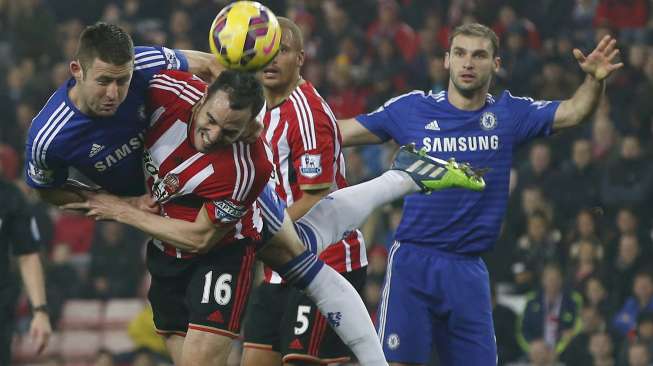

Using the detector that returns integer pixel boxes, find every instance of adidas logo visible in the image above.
[207,310,224,323]
[289,338,303,350]
[425,120,440,131]
[88,143,105,158]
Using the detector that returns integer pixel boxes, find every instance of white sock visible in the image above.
[296,170,418,254]
[303,265,388,366]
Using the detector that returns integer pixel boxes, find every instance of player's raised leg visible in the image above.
[295,145,486,254]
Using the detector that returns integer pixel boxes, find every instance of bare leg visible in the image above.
[180,328,233,366]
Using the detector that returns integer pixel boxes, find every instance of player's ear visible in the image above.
[70,60,83,80]
[444,52,450,70]
[297,49,305,68]
[493,56,501,73]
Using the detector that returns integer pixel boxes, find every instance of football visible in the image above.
[209,1,281,71]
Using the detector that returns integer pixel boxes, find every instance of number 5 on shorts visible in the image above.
[294,305,311,335]
[201,271,232,305]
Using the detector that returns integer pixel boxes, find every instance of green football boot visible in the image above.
[390,144,486,192]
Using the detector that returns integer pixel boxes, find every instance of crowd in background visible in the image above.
[2,0,653,365]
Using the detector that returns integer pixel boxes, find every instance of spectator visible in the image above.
[561,306,606,365]
[366,0,418,63]
[601,135,653,219]
[564,209,602,248]
[613,272,653,338]
[492,282,521,364]
[517,263,583,356]
[512,212,563,293]
[518,143,557,199]
[553,139,601,224]
[585,276,613,319]
[606,234,650,309]
[567,240,603,291]
[627,341,651,366]
[617,312,653,366]
[589,332,616,366]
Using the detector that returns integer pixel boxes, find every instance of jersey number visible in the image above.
[294,305,311,335]
[201,271,232,305]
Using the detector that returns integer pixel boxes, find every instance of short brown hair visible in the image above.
[448,23,499,57]
[75,22,134,71]
[277,17,304,51]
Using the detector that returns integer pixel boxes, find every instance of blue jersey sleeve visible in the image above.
[505,91,560,145]
[25,140,69,189]
[133,46,189,82]
[355,91,423,143]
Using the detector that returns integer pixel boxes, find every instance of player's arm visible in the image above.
[18,252,52,354]
[63,193,231,254]
[286,187,330,221]
[338,118,384,147]
[180,50,224,83]
[35,187,86,205]
[9,188,51,354]
[553,35,623,131]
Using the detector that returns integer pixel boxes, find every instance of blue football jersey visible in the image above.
[25,46,188,196]
[357,90,560,254]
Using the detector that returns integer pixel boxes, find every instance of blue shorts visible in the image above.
[377,242,497,365]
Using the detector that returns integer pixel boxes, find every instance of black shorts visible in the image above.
[243,267,367,363]
[146,240,257,338]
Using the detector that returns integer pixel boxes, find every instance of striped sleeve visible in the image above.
[287,89,336,190]
[133,46,189,82]
[202,139,273,226]
[24,100,74,188]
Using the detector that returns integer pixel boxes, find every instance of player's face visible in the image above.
[191,90,256,152]
[445,35,500,96]
[71,58,133,117]
[260,28,304,91]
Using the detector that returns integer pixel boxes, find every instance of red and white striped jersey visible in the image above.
[145,70,272,259]
[263,81,367,283]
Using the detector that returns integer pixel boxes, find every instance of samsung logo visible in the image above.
[93,135,144,172]
[422,135,499,152]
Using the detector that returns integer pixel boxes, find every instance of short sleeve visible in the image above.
[5,185,40,255]
[24,144,69,189]
[355,91,421,143]
[288,109,336,190]
[506,91,560,145]
[133,46,189,82]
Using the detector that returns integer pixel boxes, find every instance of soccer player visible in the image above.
[25,22,221,207]
[338,23,623,366]
[241,18,367,366]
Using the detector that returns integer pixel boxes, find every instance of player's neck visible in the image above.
[68,84,88,115]
[447,83,488,111]
[264,75,304,108]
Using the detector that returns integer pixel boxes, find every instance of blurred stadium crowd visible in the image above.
[2,0,653,365]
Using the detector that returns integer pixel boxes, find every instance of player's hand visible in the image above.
[573,35,624,81]
[61,192,131,221]
[129,194,159,214]
[29,312,52,354]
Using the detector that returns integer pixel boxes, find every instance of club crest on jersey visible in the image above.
[300,154,322,178]
[213,200,246,224]
[480,112,498,130]
[137,104,147,121]
[152,173,179,202]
